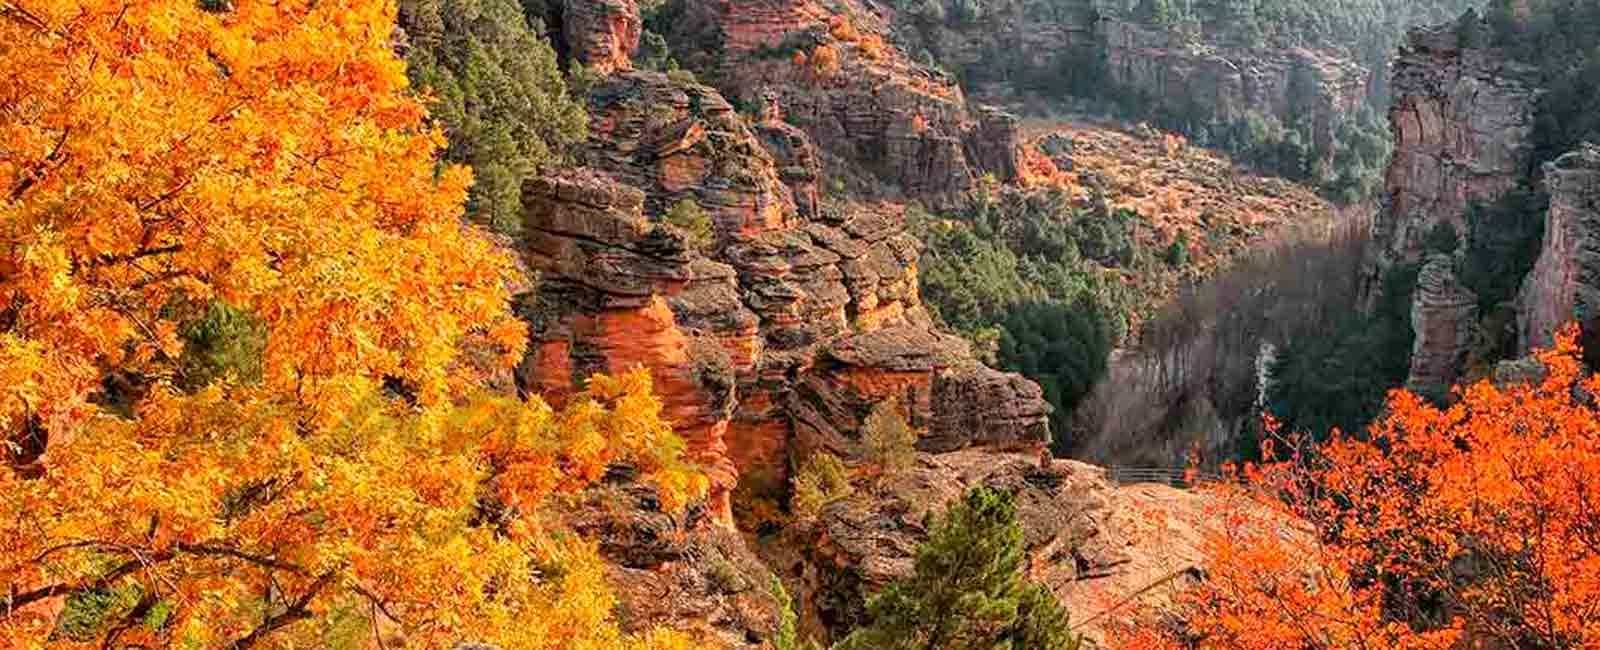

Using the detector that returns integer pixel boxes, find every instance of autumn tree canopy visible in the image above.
[1119,326,1600,649]
[0,0,701,645]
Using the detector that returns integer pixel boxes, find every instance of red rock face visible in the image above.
[518,110,1048,532]
[518,171,754,523]
[562,0,641,75]
[1518,145,1600,353]
[519,9,1049,529]
[583,72,796,238]
[1362,23,1540,308]
[657,0,1024,205]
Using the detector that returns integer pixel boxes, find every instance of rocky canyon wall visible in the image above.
[656,0,1026,204]
[887,2,1368,169]
[1361,20,1541,394]
[1098,18,1368,158]
[1519,146,1600,353]
[1363,22,1539,298]
[515,46,1051,526]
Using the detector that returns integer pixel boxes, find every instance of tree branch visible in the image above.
[226,570,337,650]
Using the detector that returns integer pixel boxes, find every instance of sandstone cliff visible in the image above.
[1406,254,1479,397]
[1362,22,1540,306]
[887,3,1367,171]
[516,68,1051,526]
[1354,20,1544,396]
[1098,18,1367,160]
[1518,145,1600,353]
[655,0,1025,203]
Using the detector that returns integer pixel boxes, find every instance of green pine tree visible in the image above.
[835,487,1086,650]
[398,0,588,233]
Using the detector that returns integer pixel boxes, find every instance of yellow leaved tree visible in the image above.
[0,0,703,646]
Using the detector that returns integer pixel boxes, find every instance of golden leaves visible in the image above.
[1,0,710,644]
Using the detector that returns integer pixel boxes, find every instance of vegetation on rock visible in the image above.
[836,486,1086,650]
[860,398,917,481]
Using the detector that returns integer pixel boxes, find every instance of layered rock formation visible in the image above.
[656,0,1025,203]
[1518,145,1600,352]
[560,0,641,74]
[1098,19,1367,159]
[517,61,1051,526]
[1362,22,1541,306]
[886,3,1367,170]
[1406,255,1479,397]
[582,72,797,237]
[517,170,754,521]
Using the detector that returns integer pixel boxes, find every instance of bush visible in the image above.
[1165,232,1191,267]
[178,301,267,390]
[1423,220,1460,255]
[664,198,714,250]
[860,398,916,480]
[791,451,853,523]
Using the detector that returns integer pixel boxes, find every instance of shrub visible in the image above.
[1165,232,1191,267]
[178,301,267,390]
[810,44,842,77]
[1423,220,1460,255]
[861,398,916,480]
[664,198,715,250]
[791,451,853,523]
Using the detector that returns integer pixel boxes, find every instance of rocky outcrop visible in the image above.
[1098,19,1366,160]
[558,468,789,648]
[517,63,1051,528]
[1407,255,1479,398]
[787,327,1051,466]
[656,0,1024,203]
[753,112,823,222]
[774,450,1219,645]
[1518,145,1600,352]
[583,72,796,237]
[561,0,641,74]
[1362,22,1541,307]
[517,170,756,522]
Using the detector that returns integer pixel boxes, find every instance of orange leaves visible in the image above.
[1,0,708,645]
[810,44,841,78]
[1126,324,1600,648]
[2,0,519,434]
[2,370,705,646]
[827,14,860,42]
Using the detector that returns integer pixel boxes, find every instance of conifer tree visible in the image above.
[398,0,588,233]
[836,487,1085,650]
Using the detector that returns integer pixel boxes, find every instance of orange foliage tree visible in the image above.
[1118,325,1600,648]
[0,0,702,646]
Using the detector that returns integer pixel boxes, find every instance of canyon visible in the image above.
[522,0,1600,645]
[511,0,1297,644]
